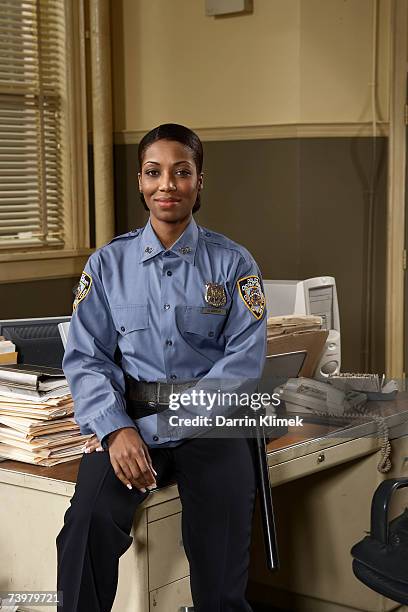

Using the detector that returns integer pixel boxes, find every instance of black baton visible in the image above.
[254,418,280,571]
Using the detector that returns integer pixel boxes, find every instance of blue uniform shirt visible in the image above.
[63,218,267,447]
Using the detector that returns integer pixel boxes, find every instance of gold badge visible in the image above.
[237,275,266,320]
[73,271,92,311]
[204,282,227,307]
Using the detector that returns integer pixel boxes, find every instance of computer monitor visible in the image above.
[0,316,71,369]
[259,350,306,393]
[58,321,70,349]
[263,276,340,333]
[263,280,300,317]
[263,350,306,377]
[263,276,341,378]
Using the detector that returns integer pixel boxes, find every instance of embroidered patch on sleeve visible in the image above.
[73,271,92,312]
[237,275,266,320]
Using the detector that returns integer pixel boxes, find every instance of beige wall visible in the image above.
[107,0,391,372]
[110,0,391,134]
[299,0,390,124]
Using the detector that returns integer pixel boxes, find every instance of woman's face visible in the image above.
[138,139,203,225]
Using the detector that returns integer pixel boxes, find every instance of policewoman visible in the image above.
[57,124,267,612]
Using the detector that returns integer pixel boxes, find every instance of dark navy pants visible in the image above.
[56,435,257,612]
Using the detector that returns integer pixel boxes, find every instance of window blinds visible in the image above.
[0,0,65,249]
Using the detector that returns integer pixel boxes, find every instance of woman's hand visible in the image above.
[83,435,103,453]
[107,427,157,493]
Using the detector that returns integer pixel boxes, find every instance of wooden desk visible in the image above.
[0,456,186,612]
[250,393,408,612]
[1,395,408,612]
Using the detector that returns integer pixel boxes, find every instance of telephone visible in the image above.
[273,377,392,473]
[274,377,367,417]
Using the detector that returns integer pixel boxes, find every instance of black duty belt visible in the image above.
[124,375,196,419]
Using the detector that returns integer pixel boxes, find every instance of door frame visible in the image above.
[386,0,407,381]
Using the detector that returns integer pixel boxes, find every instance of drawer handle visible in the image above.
[317,453,326,463]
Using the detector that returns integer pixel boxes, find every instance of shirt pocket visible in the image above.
[111,304,149,336]
[183,306,227,339]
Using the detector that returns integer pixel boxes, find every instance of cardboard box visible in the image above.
[267,330,329,378]
[0,352,18,365]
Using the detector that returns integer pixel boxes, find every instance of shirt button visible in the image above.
[205,232,211,237]
[164,252,171,257]
[170,374,177,380]
[166,270,172,276]
[121,326,125,332]
[164,304,170,310]
[153,435,159,442]
[166,340,173,346]
[208,331,214,337]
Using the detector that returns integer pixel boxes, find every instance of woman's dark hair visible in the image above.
[138,123,203,213]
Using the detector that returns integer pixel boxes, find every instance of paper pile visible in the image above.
[267,314,323,339]
[0,336,17,365]
[0,364,90,466]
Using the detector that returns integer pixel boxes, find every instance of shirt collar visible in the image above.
[139,217,198,265]
[169,218,198,265]
[139,219,164,263]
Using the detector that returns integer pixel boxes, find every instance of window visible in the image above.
[0,0,91,281]
[0,0,67,248]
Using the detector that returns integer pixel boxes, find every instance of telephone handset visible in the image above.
[274,377,367,417]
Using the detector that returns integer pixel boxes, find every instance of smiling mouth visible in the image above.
[155,198,181,203]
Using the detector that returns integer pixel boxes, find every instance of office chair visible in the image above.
[351,477,408,604]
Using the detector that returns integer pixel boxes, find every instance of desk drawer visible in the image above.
[269,435,380,486]
[150,576,192,612]
[148,512,189,590]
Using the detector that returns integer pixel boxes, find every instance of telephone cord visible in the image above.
[357,405,392,473]
[309,405,392,474]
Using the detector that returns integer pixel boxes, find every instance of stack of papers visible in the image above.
[0,336,17,365]
[0,364,70,400]
[0,395,74,419]
[0,365,90,466]
[267,315,323,339]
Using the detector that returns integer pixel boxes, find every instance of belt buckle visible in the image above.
[151,381,174,409]
[146,382,160,412]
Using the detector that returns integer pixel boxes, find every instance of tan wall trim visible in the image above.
[63,0,90,251]
[109,122,389,145]
[89,0,115,248]
[0,250,93,284]
[386,0,407,379]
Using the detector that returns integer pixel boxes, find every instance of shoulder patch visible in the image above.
[73,271,92,312]
[237,275,266,320]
